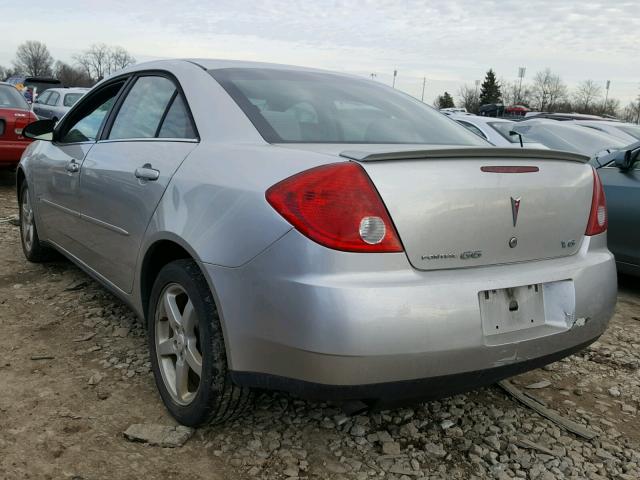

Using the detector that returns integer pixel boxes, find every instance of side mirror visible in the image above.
[613,143,640,171]
[23,119,56,141]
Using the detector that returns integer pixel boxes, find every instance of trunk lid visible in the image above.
[349,147,593,270]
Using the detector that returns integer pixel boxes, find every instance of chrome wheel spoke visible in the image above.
[157,338,175,356]
[174,358,190,400]
[163,293,183,330]
[182,300,196,332]
[184,343,202,377]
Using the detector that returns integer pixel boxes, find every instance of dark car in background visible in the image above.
[32,87,89,121]
[595,144,640,276]
[4,76,62,102]
[0,82,38,167]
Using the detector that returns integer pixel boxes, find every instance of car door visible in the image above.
[599,161,640,270]
[33,80,127,255]
[76,73,198,293]
[32,90,51,119]
[43,91,60,119]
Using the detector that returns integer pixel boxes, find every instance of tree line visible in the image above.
[435,68,640,123]
[0,40,136,88]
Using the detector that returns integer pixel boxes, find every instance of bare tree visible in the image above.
[530,69,568,112]
[74,43,111,81]
[622,96,640,124]
[54,61,94,87]
[573,80,602,114]
[457,84,479,113]
[12,41,54,76]
[0,65,15,81]
[109,46,136,72]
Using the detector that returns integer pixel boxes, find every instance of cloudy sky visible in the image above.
[1,0,638,104]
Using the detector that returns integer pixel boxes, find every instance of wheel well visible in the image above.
[140,240,192,318]
[16,168,25,200]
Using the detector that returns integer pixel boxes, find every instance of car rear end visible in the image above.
[201,66,617,403]
[0,84,38,167]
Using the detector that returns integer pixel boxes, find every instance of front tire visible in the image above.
[148,259,252,426]
[19,183,55,263]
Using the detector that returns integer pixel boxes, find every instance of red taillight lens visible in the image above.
[266,162,403,252]
[585,168,607,236]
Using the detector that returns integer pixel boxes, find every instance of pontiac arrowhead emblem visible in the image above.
[511,197,521,227]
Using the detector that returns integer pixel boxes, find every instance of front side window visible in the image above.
[58,82,125,143]
[109,76,176,140]
[210,68,486,145]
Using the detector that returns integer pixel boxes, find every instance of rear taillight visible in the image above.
[585,168,607,236]
[266,162,403,252]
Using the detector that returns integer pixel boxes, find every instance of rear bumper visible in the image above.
[0,140,30,165]
[204,231,616,397]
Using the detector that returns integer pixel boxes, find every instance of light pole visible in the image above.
[603,80,610,113]
[421,77,426,102]
[392,69,397,88]
[517,67,526,104]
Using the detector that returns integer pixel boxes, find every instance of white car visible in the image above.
[570,120,640,144]
[451,115,548,149]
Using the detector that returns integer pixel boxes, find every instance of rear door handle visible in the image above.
[65,159,80,173]
[135,164,160,181]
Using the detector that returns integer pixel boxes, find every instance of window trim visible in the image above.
[99,70,199,143]
[53,75,132,146]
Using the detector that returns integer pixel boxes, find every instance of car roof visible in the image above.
[450,115,512,125]
[119,58,356,78]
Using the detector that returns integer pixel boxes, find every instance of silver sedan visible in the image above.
[17,60,617,426]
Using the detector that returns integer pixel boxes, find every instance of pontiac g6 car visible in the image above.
[17,60,617,426]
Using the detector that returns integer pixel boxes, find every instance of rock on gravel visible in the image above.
[123,424,194,447]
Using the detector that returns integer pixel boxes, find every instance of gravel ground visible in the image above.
[0,169,639,480]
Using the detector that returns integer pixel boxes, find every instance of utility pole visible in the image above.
[421,77,426,102]
[517,67,526,104]
[392,69,397,88]
[603,80,610,113]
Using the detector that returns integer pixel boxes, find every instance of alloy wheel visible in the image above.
[155,283,203,405]
[21,188,35,253]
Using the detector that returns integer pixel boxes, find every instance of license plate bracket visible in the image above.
[479,284,546,336]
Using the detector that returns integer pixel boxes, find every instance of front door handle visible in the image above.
[135,164,160,181]
[65,160,80,173]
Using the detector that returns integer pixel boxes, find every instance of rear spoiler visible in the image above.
[340,147,589,163]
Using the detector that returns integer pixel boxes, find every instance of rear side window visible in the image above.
[209,68,486,145]
[109,76,176,140]
[457,121,487,140]
[64,93,83,107]
[157,94,196,139]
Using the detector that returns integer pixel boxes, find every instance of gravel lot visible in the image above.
[0,169,639,480]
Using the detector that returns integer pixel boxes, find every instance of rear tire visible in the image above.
[19,183,55,263]
[148,259,252,426]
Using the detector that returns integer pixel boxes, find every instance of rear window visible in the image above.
[64,93,83,107]
[0,85,29,110]
[488,121,537,143]
[209,68,486,145]
[618,125,640,141]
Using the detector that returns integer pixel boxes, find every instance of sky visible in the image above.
[1,0,639,105]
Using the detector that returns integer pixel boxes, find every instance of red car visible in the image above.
[0,82,38,168]
[505,104,531,116]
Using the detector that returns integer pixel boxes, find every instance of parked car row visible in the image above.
[0,82,88,168]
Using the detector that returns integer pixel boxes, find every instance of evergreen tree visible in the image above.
[435,91,455,108]
[479,69,502,105]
